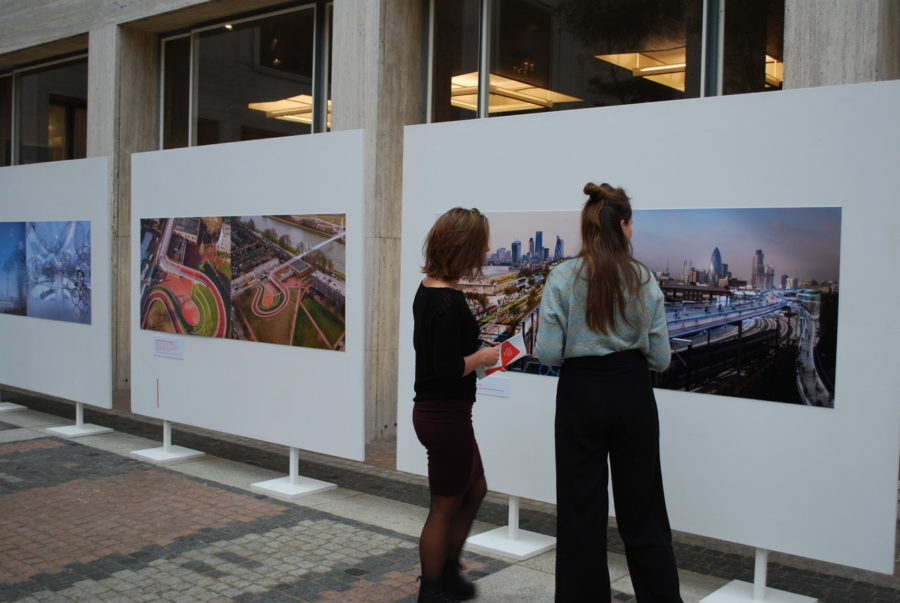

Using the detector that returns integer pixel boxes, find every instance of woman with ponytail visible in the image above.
[536,183,682,602]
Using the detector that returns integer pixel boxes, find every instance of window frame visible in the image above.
[425,0,779,123]
[0,52,89,166]
[158,1,332,151]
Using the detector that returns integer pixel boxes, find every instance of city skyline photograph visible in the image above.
[473,207,840,408]
[632,207,842,284]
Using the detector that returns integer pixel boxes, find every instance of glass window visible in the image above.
[0,76,11,166]
[430,0,703,121]
[196,8,315,146]
[722,0,784,95]
[16,58,87,164]
[491,0,703,116]
[430,0,481,122]
[430,0,787,121]
[162,37,191,149]
[161,4,331,148]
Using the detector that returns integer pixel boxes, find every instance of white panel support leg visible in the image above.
[131,420,204,464]
[465,495,556,561]
[701,549,817,602]
[251,446,336,499]
[46,403,114,438]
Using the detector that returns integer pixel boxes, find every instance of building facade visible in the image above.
[0,0,897,441]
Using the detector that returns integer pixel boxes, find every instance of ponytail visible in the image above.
[578,182,647,334]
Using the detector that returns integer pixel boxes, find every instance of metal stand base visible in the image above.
[702,580,816,602]
[131,445,205,464]
[250,446,336,499]
[466,526,556,560]
[46,424,113,438]
[251,476,336,499]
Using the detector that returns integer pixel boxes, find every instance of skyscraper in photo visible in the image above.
[511,240,521,265]
[554,236,564,260]
[535,231,543,262]
[765,265,775,289]
[751,249,765,288]
[709,247,724,280]
[528,237,534,259]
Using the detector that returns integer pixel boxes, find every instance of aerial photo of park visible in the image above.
[462,207,840,408]
[139,214,346,351]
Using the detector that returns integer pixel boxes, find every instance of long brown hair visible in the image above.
[578,182,648,334]
[422,207,489,281]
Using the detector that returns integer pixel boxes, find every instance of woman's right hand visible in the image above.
[462,344,501,376]
[477,344,501,367]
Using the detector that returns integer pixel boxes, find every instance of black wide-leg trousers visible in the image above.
[554,350,682,603]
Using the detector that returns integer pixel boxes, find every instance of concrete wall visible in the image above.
[784,0,900,89]
[332,0,423,440]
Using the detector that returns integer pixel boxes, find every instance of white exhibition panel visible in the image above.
[0,158,112,408]
[131,131,365,460]
[397,81,900,573]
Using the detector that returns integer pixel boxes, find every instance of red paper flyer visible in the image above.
[478,332,527,378]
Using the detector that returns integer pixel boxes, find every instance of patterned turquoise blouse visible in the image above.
[534,258,671,371]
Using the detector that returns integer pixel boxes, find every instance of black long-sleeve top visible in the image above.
[413,283,480,402]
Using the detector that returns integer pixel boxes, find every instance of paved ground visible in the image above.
[1,393,898,602]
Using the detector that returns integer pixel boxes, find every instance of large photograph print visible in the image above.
[0,220,92,324]
[139,214,346,351]
[0,222,26,316]
[462,207,840,408]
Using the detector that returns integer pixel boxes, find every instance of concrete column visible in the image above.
[87,24,159,409]
[784,0,900,89]
[331,0,423,441]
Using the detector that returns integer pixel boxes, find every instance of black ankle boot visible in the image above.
[417,576,453,602]
[442,560,476,601]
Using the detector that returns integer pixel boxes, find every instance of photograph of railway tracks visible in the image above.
[636,207,840,408]
[462,207,840,408]
[139,214,346,351]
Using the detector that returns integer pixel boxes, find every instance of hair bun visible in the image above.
[583,182,601,197]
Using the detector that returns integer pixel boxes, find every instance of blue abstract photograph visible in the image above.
[24,221,92,324]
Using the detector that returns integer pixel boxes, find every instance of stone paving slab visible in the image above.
[0,436,507,602]
[4,393,900,602]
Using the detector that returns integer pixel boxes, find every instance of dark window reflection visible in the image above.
[722,0,784,95]
[196,9,315,146]
[487,0,702,117]
[17,58,87,164]
[162,37,191,149]
[325,2,333,131]
[431,0,481,122]
[0,77,11,166]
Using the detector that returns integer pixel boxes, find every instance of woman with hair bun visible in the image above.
[536,183,682,602]
[413,207,501,602]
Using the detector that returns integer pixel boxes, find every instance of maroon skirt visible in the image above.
[412,400,484,497]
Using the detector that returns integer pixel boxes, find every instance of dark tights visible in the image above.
[419,474,487,580]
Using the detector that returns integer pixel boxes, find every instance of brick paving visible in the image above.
[3,392,900,602]
[0,435,506,602]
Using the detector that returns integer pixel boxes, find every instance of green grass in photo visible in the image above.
[302,296,344,347]
[190,283,219,337]
[293,300,329,349]
[235,288,296,345]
